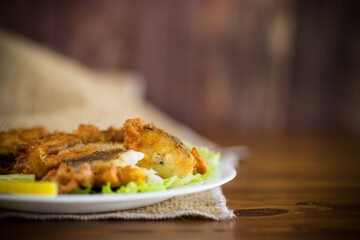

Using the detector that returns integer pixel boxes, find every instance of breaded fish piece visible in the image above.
[123,118,197,178]
[10,124,125,179]
[12,132,83,178]
[44,143,126,171]
[2,119,208,185]
[0,127,48,173]
[0,127,48,157]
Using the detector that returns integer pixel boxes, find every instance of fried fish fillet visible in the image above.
[6,124,125,179]
[0,127,48,173]
[123,118,208,178]
[0,127,48,157]
[40,141,146,194]
[12,132,83,178]
[1,118,208,187]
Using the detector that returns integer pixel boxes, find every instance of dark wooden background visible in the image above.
[0,0,359,136]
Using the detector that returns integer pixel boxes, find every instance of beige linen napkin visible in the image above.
[0,30,235,220]
[0,188,233,221]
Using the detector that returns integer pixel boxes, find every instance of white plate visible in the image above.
[0,162,236,213]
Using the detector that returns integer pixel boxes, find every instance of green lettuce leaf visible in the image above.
[68,185,93,194]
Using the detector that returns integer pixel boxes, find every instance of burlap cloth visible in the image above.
[0,30,235,220]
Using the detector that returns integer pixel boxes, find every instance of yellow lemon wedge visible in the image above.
[0,180,58,195]
[0,174,36,182]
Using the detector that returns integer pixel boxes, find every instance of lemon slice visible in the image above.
[0,181,58,195]
[0,174,36,182]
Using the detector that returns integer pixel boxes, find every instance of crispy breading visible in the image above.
[42,163,95,194]
[0,127,48,156]
[74,124,124,143]
[115,165,146,186]
[0,127,48,173]
[42,165,80,194]
[46,143,125,171]
[9,124,125,178]
[42,162,146,194]
[123,118,143,150]
[191,147,209,174]
[74,163,94,187]
[12,132,83,178]
[92,163,146,188]
[124,118,196,178]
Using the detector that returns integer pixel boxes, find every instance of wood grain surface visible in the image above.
[1,134,360,239]
[1,1,359,135]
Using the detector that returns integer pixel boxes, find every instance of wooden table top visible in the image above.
[1,133,360,239]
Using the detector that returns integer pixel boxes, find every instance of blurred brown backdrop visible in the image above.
[0,0,359,136]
